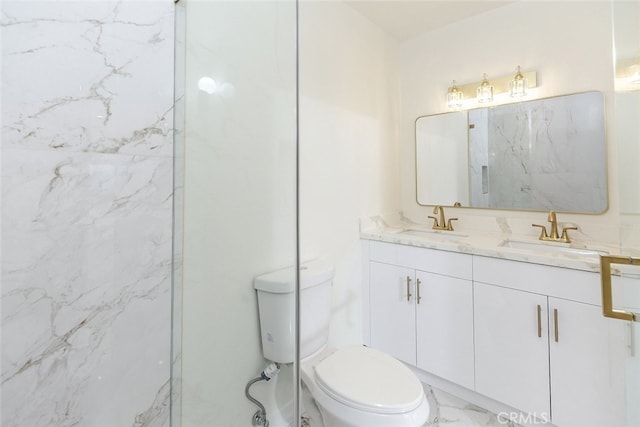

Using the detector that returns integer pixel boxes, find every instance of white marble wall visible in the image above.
[1,1,175,426]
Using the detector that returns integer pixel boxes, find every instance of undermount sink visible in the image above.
[398,229,468,240]
[500,240,609,257]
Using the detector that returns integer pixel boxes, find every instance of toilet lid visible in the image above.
[314,346,424,414]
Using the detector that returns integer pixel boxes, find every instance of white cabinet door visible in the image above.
[416,271,474,390]
[474,282,550,418]
[369,261,416,365]
[548,297,626,427]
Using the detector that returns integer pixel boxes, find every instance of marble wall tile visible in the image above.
[1,1,175,157]
[1,149,173,426]
[1,1,175,426]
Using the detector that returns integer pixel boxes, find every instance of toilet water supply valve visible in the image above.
[261,362,280,381]
[245,362,280,427]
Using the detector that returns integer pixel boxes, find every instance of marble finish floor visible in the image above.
[301,383,517,427]
[422,385,516,427]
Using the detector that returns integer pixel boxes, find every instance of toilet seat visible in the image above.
[314,346,424,415]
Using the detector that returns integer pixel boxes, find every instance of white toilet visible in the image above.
[254,260,429,427]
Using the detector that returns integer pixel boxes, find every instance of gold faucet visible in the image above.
[532,211,578,243]
[428,205,458,231]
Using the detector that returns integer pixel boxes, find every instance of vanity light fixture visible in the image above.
[447,80,464,109]
[476,74,493,103]
[446,69,537,108]
[509,66,527,97]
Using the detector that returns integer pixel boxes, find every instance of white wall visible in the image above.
[398,1,620,246]
[299,0,401,347]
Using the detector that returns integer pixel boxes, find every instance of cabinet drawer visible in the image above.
[473,255,601,306]
[369,241,472,280]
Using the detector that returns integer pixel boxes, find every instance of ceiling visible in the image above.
[344,1,515,41]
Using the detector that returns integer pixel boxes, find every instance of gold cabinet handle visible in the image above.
[406,276,412,301]
[554,308,559,342]
[537,304,542,338]
[416,278,422,304]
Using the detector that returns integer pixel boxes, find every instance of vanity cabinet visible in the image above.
[368,241,474,389]
[415,271,474,389]
[364,240,630,426]
[473,256,626,427]
[369,261,416,365]
[548,297,625,427]
[474,282,550,417]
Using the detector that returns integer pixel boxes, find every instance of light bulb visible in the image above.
[477,73,493,103]
[447,80,464,109]
[509,66,527,97]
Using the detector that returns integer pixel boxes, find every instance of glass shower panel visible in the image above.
[171,2,186,426]
[614,0,640,230]
[612,1,640,426]
[174,1,298,426]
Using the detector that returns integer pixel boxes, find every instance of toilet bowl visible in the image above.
[300,345,429,427]
[254,261,430,427]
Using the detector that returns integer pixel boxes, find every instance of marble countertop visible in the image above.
[360,225,623,273]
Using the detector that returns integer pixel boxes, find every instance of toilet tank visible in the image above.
[254,260,334,364]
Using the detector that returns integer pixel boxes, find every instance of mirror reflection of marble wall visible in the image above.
[469,92,607,212]
[417,92,607,213]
